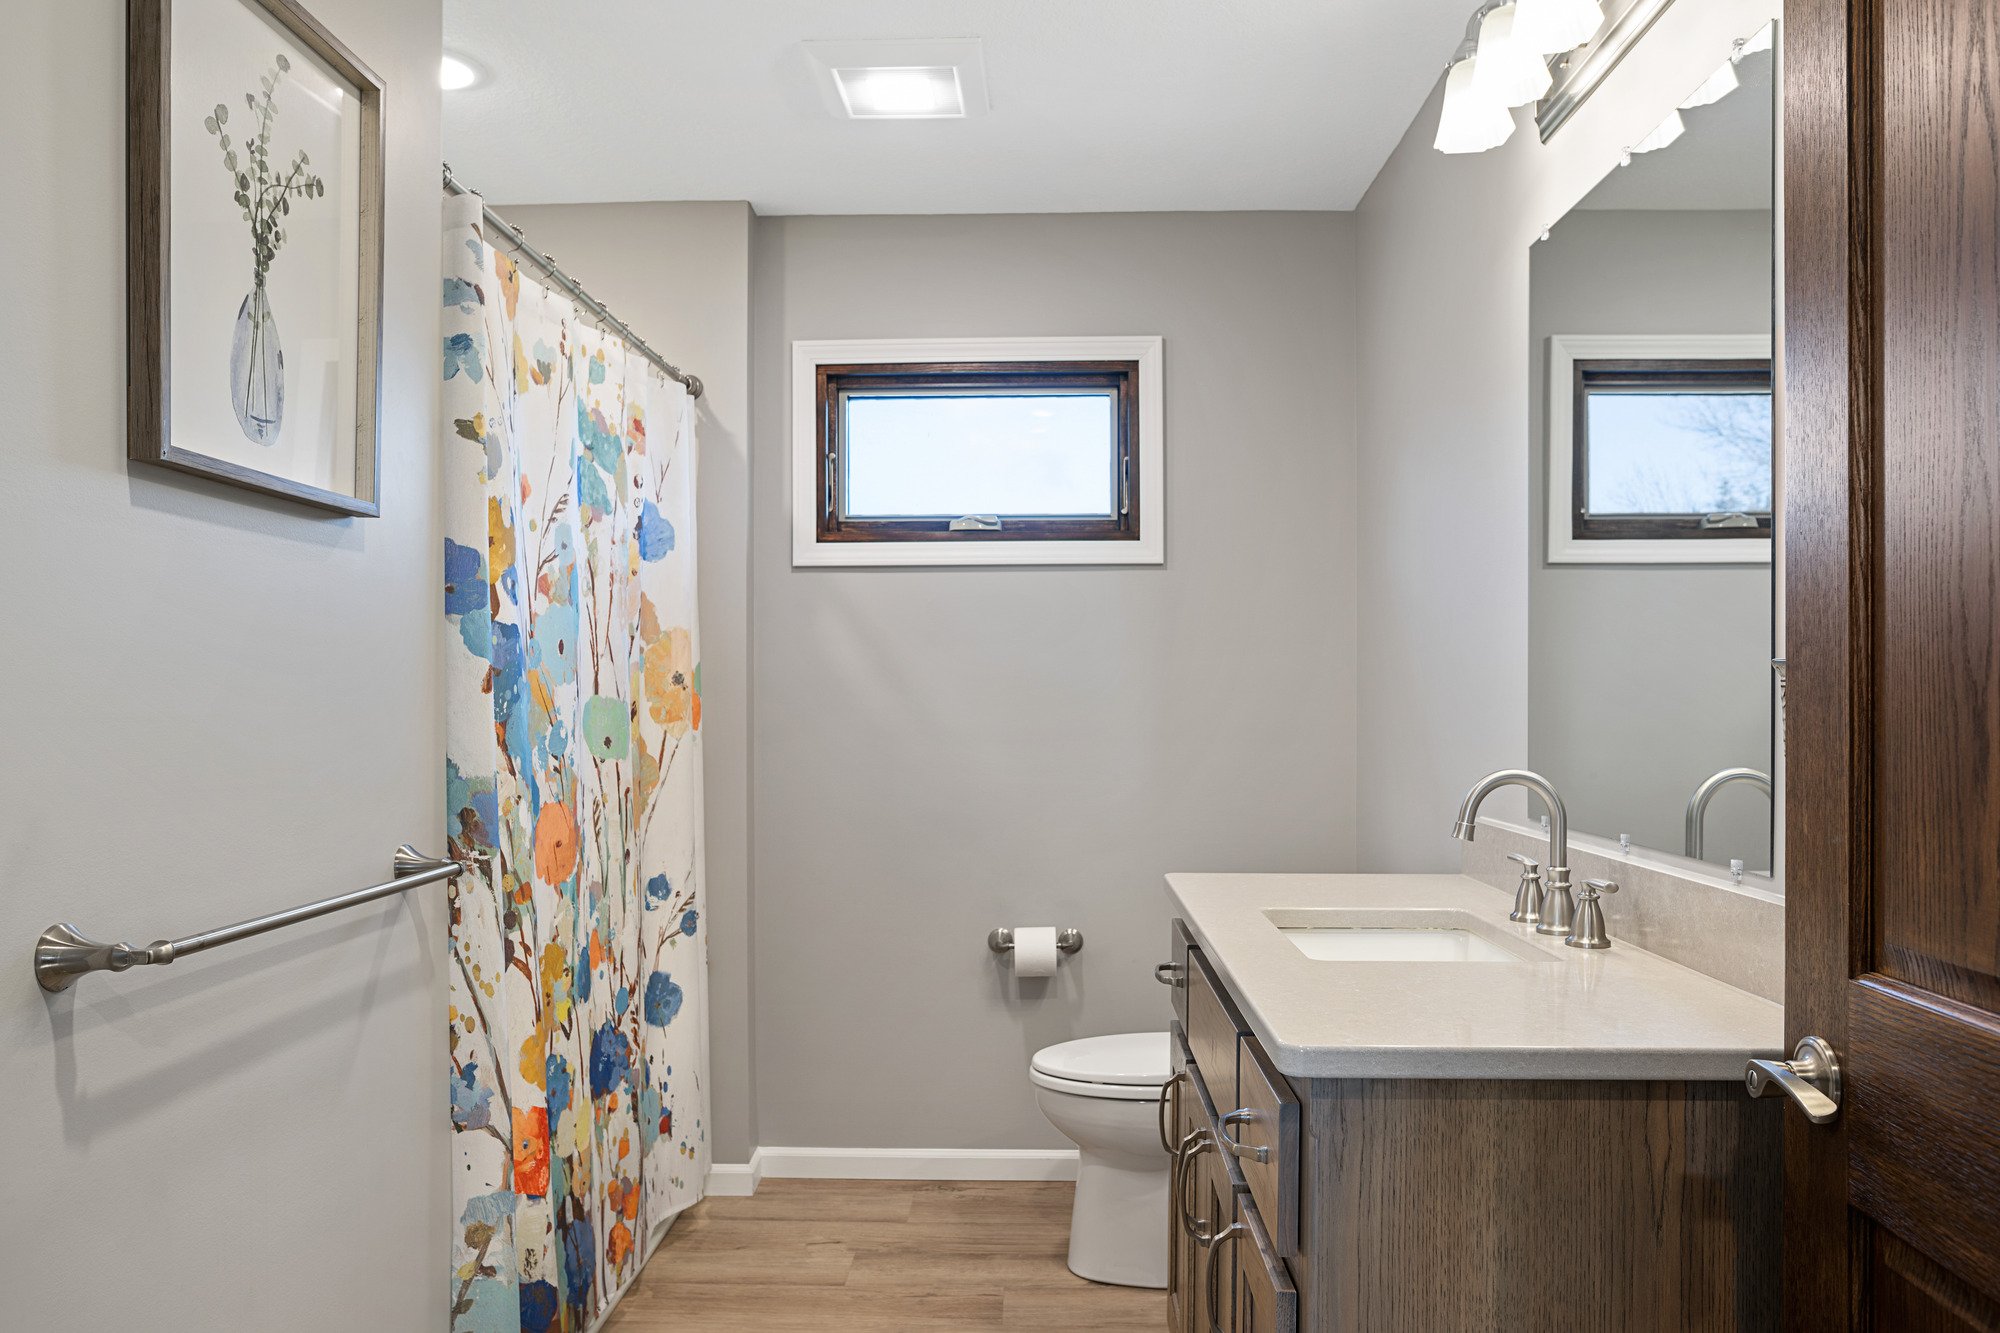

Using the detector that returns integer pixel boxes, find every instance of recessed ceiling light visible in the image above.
[803,39,990,121]
[440,53,482,92]
[833,66,964,119]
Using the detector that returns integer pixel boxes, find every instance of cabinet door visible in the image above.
[1189,1135,1239,1333]
[1166,1051,1200,1333]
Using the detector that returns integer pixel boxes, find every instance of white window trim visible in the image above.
[1546,333,1774,566]
[791,335,1165,568]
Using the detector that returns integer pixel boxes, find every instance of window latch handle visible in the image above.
[948,515,1002,532]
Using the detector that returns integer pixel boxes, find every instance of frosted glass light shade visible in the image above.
[1679,58,1739,109]
[1631,109,1685,154]
[1434,57,1517,154]
[1473,5,1554,107]
[1512,0,1605,55]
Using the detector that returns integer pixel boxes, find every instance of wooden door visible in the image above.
[1788,0,2000,1325]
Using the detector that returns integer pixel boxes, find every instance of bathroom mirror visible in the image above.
[1528,23,1779,883]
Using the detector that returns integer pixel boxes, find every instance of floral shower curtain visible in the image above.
[440,192,708,1333]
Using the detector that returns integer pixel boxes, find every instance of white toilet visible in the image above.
[1030,1031,1173,1289]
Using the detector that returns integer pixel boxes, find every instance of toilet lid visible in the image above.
[1030,1032,1171,1088]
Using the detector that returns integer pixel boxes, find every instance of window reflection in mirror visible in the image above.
[1528,23,1779,884]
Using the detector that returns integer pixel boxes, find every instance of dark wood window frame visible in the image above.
[1571,357,1774,541]
[814,360,1141,544]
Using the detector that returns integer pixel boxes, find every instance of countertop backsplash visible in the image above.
[1460,818,1784,1003]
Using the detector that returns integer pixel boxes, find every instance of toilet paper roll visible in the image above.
[1011,926,1061,978]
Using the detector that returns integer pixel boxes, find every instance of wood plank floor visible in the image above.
[601,1179,1167,1330]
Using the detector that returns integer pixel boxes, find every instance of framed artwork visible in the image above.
[129,0,385,515]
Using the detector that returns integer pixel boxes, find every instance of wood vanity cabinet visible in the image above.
[1163,919,1781,1333]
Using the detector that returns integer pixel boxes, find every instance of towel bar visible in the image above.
[33,844,466,993]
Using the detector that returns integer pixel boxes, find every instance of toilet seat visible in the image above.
[1030,1032,1171,1101]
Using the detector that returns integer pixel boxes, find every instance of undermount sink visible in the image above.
[1263,908,1547,964]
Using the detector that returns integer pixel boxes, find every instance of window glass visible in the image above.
[1584,389,1773,516]
[842,392,1116,518]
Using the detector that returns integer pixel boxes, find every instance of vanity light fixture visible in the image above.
[439,53,483,92]
[1629,108,1685,155]
[1678,58,1739,109]
[1435,0,1604,155]
[1681,26,1771,110]
[1473,4,1555,108]
[1435,49,1518,154]
[1512,0,1606,55]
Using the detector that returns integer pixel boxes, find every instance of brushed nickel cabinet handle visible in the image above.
[1206,1223,1244,1328]
[1157,1070,1187,1154]
[1155,961,1185,986]
[1180,1132,1231,1245]
[1745,1036,1841,1124]
[1220,1108,1271,1164]
[1170,1127,1206,1241]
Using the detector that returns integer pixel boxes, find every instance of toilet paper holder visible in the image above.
[988,927,1084,956]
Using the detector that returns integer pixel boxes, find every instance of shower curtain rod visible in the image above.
[441,164,704,399]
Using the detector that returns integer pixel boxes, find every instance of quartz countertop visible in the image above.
[1166,872,1784,1081]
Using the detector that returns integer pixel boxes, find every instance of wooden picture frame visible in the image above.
[128,0,386,516]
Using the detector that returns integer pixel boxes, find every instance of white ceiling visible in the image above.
[440,0,1474,214]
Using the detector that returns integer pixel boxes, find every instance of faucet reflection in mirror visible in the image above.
[1686,767,1773,860]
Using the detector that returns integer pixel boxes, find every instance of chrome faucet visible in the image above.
[1684,767,1773,860]
[1452,769,1574,938]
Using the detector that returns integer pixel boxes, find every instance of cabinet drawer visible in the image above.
[1184,944,1247,1114]
[1165,919,1195,1028]
[1230,1199,1298,1333]
[1226,1033,1301,1258]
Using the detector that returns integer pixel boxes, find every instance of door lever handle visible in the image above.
[1745,1035,1841,1124]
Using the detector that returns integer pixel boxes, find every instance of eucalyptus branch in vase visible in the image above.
[203,53,326,444]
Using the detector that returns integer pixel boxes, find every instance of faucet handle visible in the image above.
[1566,879,1618,950]
[1506,853,1544,925]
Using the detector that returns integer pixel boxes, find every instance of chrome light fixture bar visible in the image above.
[1536,0,1674,142]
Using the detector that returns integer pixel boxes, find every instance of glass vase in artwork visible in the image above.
[204,51,326,445]
[230,280,284,443]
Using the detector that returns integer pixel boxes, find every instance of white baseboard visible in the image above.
[706,1146,1077,1196]
[705,1149,765,1197]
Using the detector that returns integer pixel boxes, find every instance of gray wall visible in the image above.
[1529,209,1775,868]
[1352,0,1778,871]
[1,0,446,1327]
[751,212,1358,1148]
[490,202,760,1161]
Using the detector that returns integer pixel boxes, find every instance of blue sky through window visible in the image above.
[1585,391,1772,515]
[843,393,1116,517]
